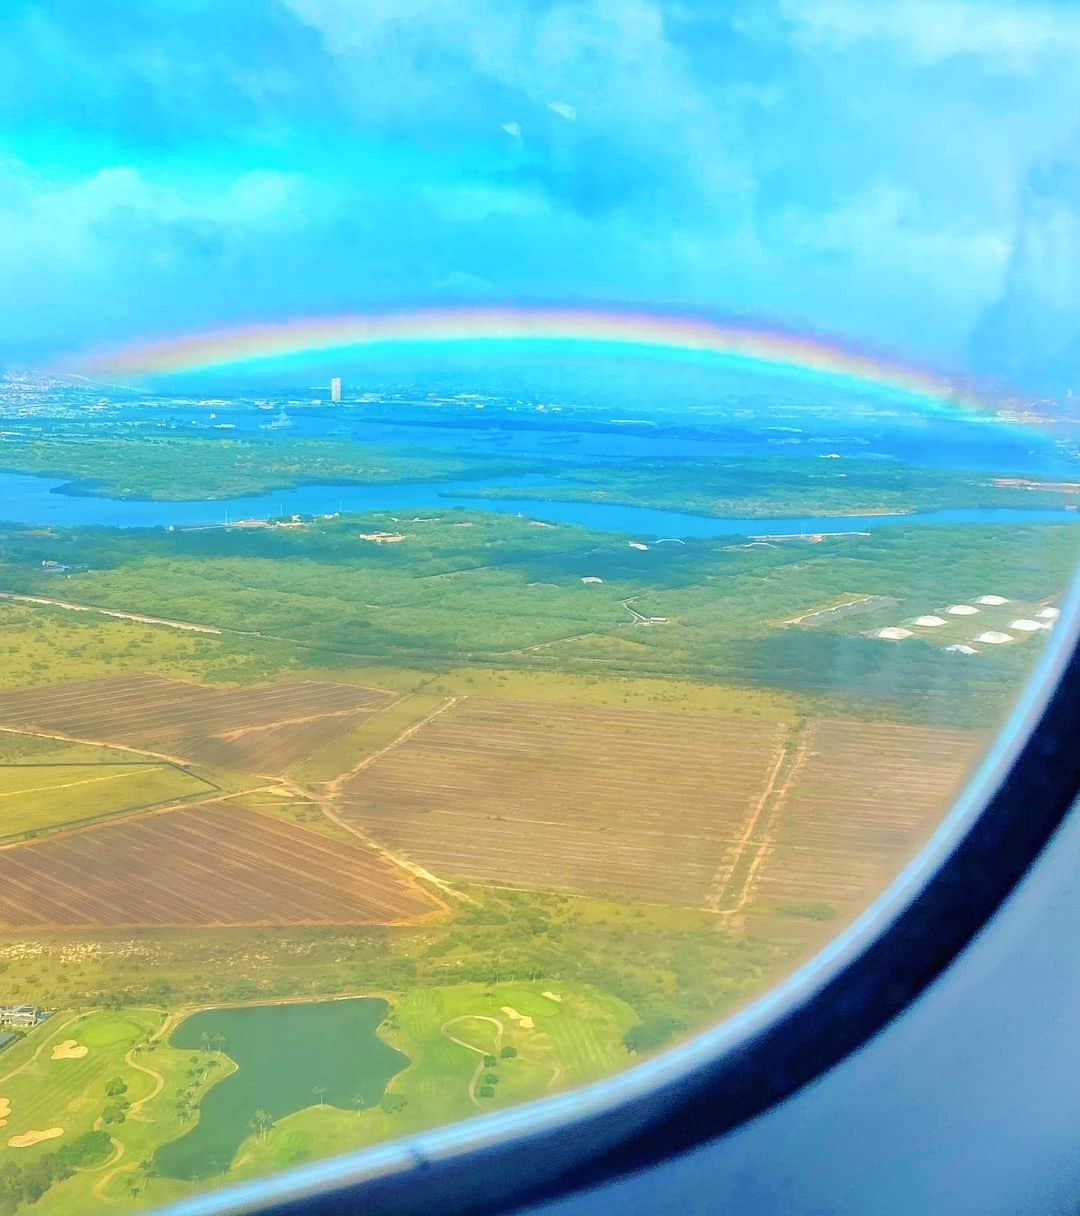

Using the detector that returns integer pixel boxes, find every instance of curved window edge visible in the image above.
[158,569,1080,1216]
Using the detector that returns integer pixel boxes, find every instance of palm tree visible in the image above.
[313,1085,327,1110]
[352,1094,366,1117]
[249,1109,274,1143]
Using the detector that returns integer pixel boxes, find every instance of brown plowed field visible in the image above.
[0,675,393,773]
[747,718,985,915]
[337,699,790,904]
[0,803,435,928]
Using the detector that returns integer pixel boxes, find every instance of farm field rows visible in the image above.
[744,718,986,919]
[0,803,437,929]
[337,698,791,904]
[0,675,394,775]
[336,697,985,918]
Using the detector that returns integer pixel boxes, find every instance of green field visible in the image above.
[0,762,216,840]
[0,600,300,691]
[1,1007,240,1215]
[1,513,1074,726]
[0,1009,162,1159]
[0,1006,196,1207]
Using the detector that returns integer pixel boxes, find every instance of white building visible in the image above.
[0,1004,46,1027]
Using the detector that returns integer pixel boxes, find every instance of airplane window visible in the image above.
[0,3,1076,1214]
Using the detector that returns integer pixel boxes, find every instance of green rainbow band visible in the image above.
[84,306,983,413]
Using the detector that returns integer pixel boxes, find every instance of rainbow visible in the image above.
[83,306,986,414]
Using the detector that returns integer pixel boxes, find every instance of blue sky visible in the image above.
[0,0,1077,392]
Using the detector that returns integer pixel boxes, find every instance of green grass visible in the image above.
[0,1008,160,1163]
[8,1007,240,1215]
[0,601,301,689]
[0,736,140,766]
[0,762,216,840]
[428,666,804,717]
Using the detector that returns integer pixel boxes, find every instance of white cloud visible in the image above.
[547,100,577,121]
[501,121,522,139]
[280,0,723,168]
[971,158,1080,387]
[0,160,326,347]
[781,0,1080,71]
[776,180,1013,315]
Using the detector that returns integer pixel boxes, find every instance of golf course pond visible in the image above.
[154,997,408,1180]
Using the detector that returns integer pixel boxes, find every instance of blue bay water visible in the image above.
[0,470,1076,537]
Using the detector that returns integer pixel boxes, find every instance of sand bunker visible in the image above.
[976,595,1010,606]
[876,627,912,640]
[1010,619,1043,633]
[946,644,978,655]
[0,1097,10,1127]
[913,615,947,627]
[356,532,406,544]
[500,1006,535,1030]
[51,1039,88,1060]
[947,605,979,616]
[1037,606,1061,620]
[9,1127,63,1148]
[628,542,649,551]
[975,631,1014,645]
[541,992,563,1003]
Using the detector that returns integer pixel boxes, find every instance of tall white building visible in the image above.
[330,377,342,403]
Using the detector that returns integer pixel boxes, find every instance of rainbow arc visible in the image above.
[82,306,985,415]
